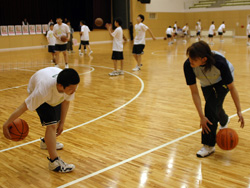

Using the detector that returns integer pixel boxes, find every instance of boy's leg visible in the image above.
[114,60,117,71]
[120,60,124,70]
[55,51,60,66]
[87,45,92,52]
[45,124,58,160]
[63,51,68,64]
[137,55,141,67]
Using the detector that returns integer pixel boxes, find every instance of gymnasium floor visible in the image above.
[0,37,250,188]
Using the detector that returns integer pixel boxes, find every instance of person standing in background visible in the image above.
[129,22,134,41]
[66,21,74,54]
[218,21,226,42]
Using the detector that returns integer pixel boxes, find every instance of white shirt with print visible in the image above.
[53,23,70,44]
[134,23,149,45]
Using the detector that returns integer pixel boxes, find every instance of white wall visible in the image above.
[146,0,186,12]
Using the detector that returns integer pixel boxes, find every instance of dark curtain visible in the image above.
[0,0,93,31]
[93,0,111,29]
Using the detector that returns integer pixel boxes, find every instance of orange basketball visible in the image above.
[95,18,103,27]
[8,118,29,141]
[216,128,238,150]
[60,35,68,42]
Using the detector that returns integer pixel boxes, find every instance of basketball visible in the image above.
[60,35,68,42]
[8,118,29,141]
[95,18,103,27]
[216,128,239,150]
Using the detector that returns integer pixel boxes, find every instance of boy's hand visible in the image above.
[56,122,64,137]
[3,124,11,139]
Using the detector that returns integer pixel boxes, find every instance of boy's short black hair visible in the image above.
[138,14,145,22]
[114,18,122,26]
[80,20,86,25]
[57,68,80,88]
[50,23,54,27]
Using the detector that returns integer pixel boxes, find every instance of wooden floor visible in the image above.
[1,37,250,188]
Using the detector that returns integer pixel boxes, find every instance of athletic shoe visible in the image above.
[168,42,172,45]
[247,43,250,46]
[89,51,93,55]
[219,118,230,130]
[79,53,84,56]
[78,49,81,53]
[84,49,87,54]
[48,157,75,173]
[174,39,176,42]
[55,64,59,68]
[65,64,69,69]
[132,66,140,71]
[118,70,124,75]
[40,138,64,150]
[220,40,224,43]
[109,71,119,76]
[68,51,71,54]
[196,145,215,158]
[183,40,187,43]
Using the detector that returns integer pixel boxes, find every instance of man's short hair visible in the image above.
[57,68,80,88]
[138,14,145,22]
[114,18,122,26]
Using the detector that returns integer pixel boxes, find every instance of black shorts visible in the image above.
[167,34,172,38]
[55,44,67,52]
[197,32,201,36]
[36,103,61,126]
[81,40,89,45]
[112,51,124,60]
[132,44,145,55]
[248,35,250,38]
[218,32,223,36]
[48,45,55,53]
[208,34,214,38]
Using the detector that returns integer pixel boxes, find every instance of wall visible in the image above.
[146,0,185,12]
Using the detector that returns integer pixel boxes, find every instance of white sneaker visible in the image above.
[48,157,75,172]
[118,70,124,75]
[40,138,64,150]
[68,51,71,54]
[132,66,140,71]
[220,40,224,43]
[168,42,172,45]
[84,49,87,54]
[55,64,59,68]
[78,49,81,53]
[109,71,119,76]
[219,118,230,130]
[174,39,176,42]
[247,43,250,46]
[89,51,93,55]
[65,64,69,69]
[183,40,187,43]
[79,52,84,56]
[196,145,215,158]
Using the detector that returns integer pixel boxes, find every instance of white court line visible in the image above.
[13,68,36,72]
[57,108,250,188]
[0,67,144,153]
[0,84,28,92]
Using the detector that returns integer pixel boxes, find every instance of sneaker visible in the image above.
[40,138,64,150]
[118,70,124,75]
[183,40,187,43]
[219,118,230,130]
[247,43,250,46]
[65,63,69,69]
[132,66,140,71]
[48,157,75,173]
[220,40,224,43]
[68,51,71,54]
[89,51,93,55]
[168,42,172,45]
[84,49,87,54]
[196,145,215,158]
[109,71,119,76]
[79,52,84,56]
[78,49,81,53]
[55,64,59,68]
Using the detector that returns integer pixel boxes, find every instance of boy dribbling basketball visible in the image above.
[2,67,80,172]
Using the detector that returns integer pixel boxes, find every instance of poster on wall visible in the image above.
[29,25,36,34]
[22,25,29,35]
[1,26,8,36]
[42,24,48,34]
[15,25,22,35]
[8,25,15,36]
[36,25,42,34]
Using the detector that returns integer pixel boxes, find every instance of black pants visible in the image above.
[201,81,229,146]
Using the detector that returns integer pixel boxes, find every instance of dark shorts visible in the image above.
[208,34,214,38]
[248,35,250,38]
[36,103,61,126]
[48,45,55,53]
[167,34,172,38]
[197,32,201,36]
[81,40,89,45]
[218,32,223,36]
[132,44,145,55]
[55,44,67,52]
[112,51,124,60]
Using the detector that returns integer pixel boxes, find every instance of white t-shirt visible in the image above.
[53,23,70,44]
[134,23,149,45]
[209,24,215,35]
[81,25,90,41]
[197,21,201,26]
[46,30,56,46]
[174,23,177,29]
[218,24,225,32]
[166,28,173,35]
[182,26,189,34]
[25,67,75,111]
[196,25,201,32]
[247,24,250,35]
[111,26,123,52]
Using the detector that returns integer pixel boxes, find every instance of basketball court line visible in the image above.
[57,107,250,188]
[0,67,144,153]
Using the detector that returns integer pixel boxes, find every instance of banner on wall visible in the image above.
[42,24,48,34]
[36,25,42,34]
[8,25,15,36]
[15,25,22,35]
[1,26,8,36]
[29,25,36,34]
[22,25,29,35]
